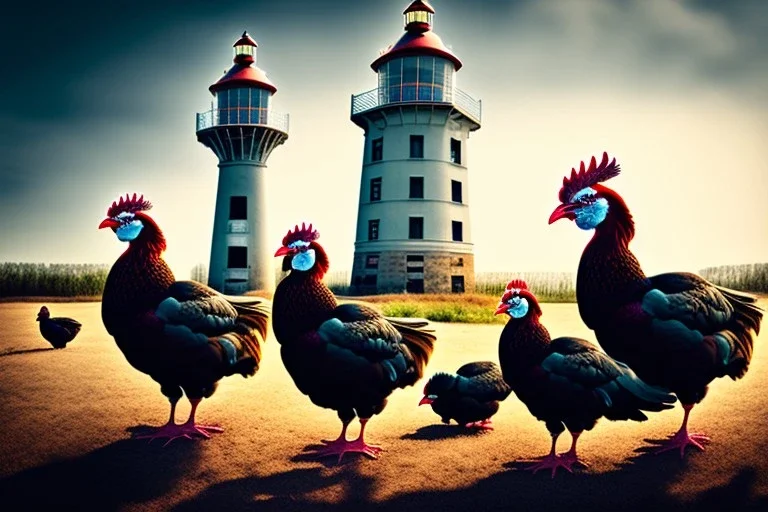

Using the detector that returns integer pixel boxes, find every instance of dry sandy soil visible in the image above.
[1,301,766,512]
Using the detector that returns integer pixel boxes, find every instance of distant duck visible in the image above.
[37,306,82,349]
[420,361,512,430]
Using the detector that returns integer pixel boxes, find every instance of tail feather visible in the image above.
[387,317,436,384]
[219,298,271,377]
[716,286,763,379]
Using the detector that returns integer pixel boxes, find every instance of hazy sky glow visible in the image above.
[1,0,766,281]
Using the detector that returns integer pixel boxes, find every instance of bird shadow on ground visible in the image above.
[171,465,376,512]
[290,443,381,468]
[0,347,55,358]
[0,438,202,511]
[172,448,767,512]
[400,423,492,440]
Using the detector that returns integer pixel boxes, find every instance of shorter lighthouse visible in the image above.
[196,32,289,294]
[349,1,482,294]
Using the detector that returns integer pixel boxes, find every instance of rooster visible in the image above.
[548,153,763,457]
[272,223,436,462]
[419,361,511,430]
[496,279,676,477]
[37,306,82,349]
[99,193,269,445]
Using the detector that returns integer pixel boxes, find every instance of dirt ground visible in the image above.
[0,301,766,512]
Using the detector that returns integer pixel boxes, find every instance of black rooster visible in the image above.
[496,279,676,476]
[272,223,436,462]
[420,361,511,430]
[99,193,270,445]
[549,153,763,456]
[37,306,81,349]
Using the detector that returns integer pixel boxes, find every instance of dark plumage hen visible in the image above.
[549,153,763,456]
[99,193,269,445]
[272,223,436,462]
[419,361,511,430]
[37,306,81,349]
[496,279,676,476]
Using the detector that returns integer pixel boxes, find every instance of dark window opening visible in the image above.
[406,255,424,263]
[229,196,247,220]
[407,278,424,293]
[227,246,247,268]
[455,257,464,267]
[370,177,382,202]
[410,135,424,158]
[409,176,424,199]
[368,219,380,240]
[372,137,383,162]
[451,180,462,203]
[363,274,378,286]
[452,221,463,242]
[409,217,424,239]
[451,275,465,293]
[450,138,462,164]
[366,255,379,269]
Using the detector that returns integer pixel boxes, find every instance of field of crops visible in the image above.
[1,262,765,303]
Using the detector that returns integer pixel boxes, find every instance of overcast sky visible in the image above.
[1,0,766,281]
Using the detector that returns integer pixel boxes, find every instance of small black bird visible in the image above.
[37,306,82,349]
[420,361,511,430]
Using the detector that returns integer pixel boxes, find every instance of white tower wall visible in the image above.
[207,162,271,293]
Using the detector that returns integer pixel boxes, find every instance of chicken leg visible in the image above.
[309,418,383,463]
[653,403,711,457]
[521,432,582,478]
[134,398,223,447]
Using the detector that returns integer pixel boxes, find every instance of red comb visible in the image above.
[505,279,528,291]
[282,222,320,246]
[558,152,621,203]
[107,193,152,218]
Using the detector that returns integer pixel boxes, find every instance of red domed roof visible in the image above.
[370,29,462,71]
[209,65,277,95]
[208,32,277,95]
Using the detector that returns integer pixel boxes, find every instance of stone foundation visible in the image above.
[350,250,475,295]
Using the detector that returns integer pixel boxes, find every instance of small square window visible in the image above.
[363,274,378,286]
[450,138,462,164]
[410,135,424,158]
[409,217,424,239]
[452,221,463,242]
[227,246,247,268]
[451,180,462,203]
[368,219,380,240]
[372,137,383,162]
[370,177,382,202]
[366,255,379,269]
[409,177,424,199]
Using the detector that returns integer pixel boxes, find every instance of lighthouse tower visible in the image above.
[349,1,481,294]
[196,32,289,294]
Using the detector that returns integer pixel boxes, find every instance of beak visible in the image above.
[274,246,294,257]
[548,203,577,224]
[494,303,510,316]
[99,218,120,229]
[419,396,434,406]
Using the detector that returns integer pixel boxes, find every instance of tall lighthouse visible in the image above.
[196,32,289,294]
[349,1,481,294]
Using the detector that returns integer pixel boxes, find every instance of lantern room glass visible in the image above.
[216,88,271,125]
[377,56,453,104]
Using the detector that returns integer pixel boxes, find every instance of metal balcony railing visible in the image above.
[196,108,290,133]
[351,86,481,125]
